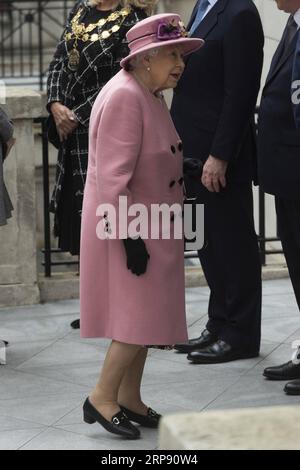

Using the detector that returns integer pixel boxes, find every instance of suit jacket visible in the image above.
[0,106,14,226]
[171,0,264,195]
[258,19,300,200]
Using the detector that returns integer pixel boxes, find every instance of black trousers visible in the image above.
[275,197,300,310]
[196,183,262,352]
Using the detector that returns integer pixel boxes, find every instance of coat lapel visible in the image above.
[189,0,229,39]
[265,24,300,88]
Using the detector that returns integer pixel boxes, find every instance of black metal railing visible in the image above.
[35,116,80,276]
[255,107,282,265]
[0,0,74,89]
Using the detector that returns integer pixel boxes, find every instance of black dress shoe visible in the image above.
[263,361,300,381]
[174,329,218,354]
[120,405,161,429]
[187,340,259,364]
[71,319,80,329]
[1,340,8,347]
[284,380,300,395]
[83,398,140,440]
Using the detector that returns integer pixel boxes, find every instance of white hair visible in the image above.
[127,48,159,70]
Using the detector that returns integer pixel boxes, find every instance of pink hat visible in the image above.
[120,13,204,69]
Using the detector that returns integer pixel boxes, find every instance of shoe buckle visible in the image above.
[148,408,157,417]
[112,417,120,425]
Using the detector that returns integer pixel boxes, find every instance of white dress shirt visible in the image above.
[294,8,300,29]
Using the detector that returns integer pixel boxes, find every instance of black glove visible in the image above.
[123,238,150,276]
[183,158,203,178]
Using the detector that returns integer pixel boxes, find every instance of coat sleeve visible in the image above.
[93,87,143,238]
[0,106,14,144]
[210,9,264,162]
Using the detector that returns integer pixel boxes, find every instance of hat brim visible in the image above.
[120,38,204,69]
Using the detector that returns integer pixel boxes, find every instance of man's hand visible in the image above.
[201,155,228,193]
[50,102,78,142]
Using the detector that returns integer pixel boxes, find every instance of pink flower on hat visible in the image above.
[157,20,186,41]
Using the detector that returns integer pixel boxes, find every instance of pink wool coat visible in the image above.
[80,69,188,345]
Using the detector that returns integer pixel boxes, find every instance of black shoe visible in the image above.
[284,380,300,395]
[187,340,259,364]
[263,361,300,381]
[120,405,161,429]
[174,329,218,354]
[1,340,8,347]
[83,398,140,440]
[71,319,80,329]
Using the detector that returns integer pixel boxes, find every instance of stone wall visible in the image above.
[159,406,300,450]
[0,88,42,307]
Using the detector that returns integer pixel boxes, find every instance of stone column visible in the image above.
[0,88,42,307]
[160,0,195,23]
[159,407,300,450]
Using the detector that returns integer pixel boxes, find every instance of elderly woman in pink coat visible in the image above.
[80,13,203,440]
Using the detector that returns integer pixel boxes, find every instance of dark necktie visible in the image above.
[190,0,210,35]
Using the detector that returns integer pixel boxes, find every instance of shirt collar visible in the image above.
[208,0,219,6]
[294,8,300,28]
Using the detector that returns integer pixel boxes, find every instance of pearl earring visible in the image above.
[147,67,151,72]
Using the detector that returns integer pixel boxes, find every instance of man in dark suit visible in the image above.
[258,0,300,395]
[171,0,264,363]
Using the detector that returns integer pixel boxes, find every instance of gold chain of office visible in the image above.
[65,6,132,43]
[65,6,132,71]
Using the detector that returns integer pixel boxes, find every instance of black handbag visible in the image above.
[46,114,61,149]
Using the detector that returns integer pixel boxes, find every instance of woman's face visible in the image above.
[146,45,185,92]
[90,0,118,7]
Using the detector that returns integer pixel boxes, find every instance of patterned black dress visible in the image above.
[47,1,147,255]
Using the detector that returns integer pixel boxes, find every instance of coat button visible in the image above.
[178,177,184,186]
[171,145,176,154]
[169,180,176,188]
[178,142,183,152]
